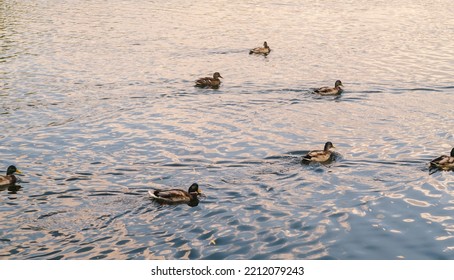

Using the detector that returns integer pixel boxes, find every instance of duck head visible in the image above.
[6,165,21,175]
[188,183,202,194]
[324,142,335,151]
[213,72,223,79]
[334,80,343,88]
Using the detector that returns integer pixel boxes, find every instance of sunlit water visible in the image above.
[1,0,454,260]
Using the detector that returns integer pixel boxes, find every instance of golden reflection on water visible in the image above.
[421,213,452,223]
[404,198,431,207]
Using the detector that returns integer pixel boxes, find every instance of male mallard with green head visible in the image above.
[302,142,336,163]
[314,80,344,95]
[148,183,203,205]
[249,41,271,56]
[430,148,454,171]
[195,72,223,88]
[0,165,22,186]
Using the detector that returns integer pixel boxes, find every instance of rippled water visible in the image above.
[1,0,454,260]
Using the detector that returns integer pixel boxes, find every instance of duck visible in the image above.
[0,165,22,186]
[430,148,454,171]
[314,80,344,95]
[249,41,271,56]
[195,72,223,88]
[302,142,336,163]
[148,183,203,205]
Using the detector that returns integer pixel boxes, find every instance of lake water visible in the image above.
[1,0,453,260]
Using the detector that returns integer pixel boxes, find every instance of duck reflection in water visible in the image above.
[0,184,22,194]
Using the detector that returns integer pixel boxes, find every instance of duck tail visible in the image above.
[148,190,158,199]
[301,155,312,164]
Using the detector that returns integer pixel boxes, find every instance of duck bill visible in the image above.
[15,169,22,174]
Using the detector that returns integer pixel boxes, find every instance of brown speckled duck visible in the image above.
[314,80,344,95]
[0,165,21,186]
[430,148,454,171]
[148,183,203,206]
[249,41,271,56]
[195,72,223,88]
[302,142,336,163]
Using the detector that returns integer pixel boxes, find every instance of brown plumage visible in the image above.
[148,183,203,205]
[195,72,223,88]
[249,41,271,55]
[0,165,21,187]
[314,80,344,95]
[430,148,454,171]
[302,142,336,163]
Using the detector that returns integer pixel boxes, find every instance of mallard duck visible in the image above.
[249,41,271,55]
[302,142,336,163]
[314,80,344,95]
[195,72,223,88]
[0,165,21,186]
[430,148,454,171]
[148,183,203,205]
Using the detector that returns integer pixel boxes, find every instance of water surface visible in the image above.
[1,0,454,260]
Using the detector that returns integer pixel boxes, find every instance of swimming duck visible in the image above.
[302,142,336,163]
[148,183,203,205]
[195,72,223,88]
[314,80,344,95]
[249,41,271,55]
[0,165,21,186]
[430,148,454,171]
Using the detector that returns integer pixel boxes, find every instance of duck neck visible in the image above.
[8,174,17,183]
